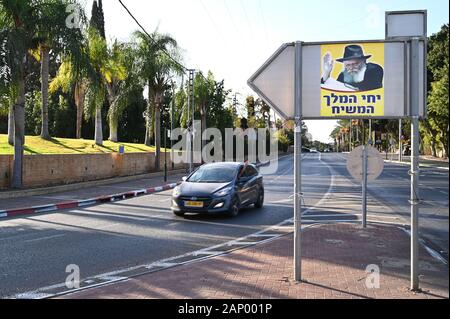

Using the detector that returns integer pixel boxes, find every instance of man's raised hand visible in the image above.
[322,52,334,82]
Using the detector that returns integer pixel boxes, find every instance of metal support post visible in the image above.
[399,119,403,162]
[164,127,167,182]
[362,145,368,228]
[410,38,421,291]
[294,42,303,282]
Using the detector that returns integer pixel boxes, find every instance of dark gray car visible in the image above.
[171,162,264,217]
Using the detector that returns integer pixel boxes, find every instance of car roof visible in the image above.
[201,162,244,169]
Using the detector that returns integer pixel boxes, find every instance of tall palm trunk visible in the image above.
[8,105,14,145]
[144,106,152,146]
[108,115,118,142]
[40,45,51,140]
[144,82,154,146]
[154,92,161,171]
[94,106,103,146]
[74,83,85,139]
[12,76,26,189]
[107,84,119,143]
[108,103,119,143]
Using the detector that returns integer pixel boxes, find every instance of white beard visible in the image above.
[343,64,367,84]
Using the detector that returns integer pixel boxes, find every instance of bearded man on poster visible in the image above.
[321,45,384,91]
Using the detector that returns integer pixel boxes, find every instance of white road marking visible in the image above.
[194,251,224,256]
[24,234,66,243]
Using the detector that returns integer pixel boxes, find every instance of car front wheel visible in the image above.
[173,211,185,217]
[227,197,240,217]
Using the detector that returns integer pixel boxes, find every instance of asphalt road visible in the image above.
[0,152,447,298]
[321,153,449,260]
[0,154,330,297]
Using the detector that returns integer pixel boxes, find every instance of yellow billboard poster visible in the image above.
[320,42,385,117]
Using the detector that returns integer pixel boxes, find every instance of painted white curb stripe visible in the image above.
[34,205,57,213]
[77,200,97,207]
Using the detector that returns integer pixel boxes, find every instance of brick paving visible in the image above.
[59,223,449,299]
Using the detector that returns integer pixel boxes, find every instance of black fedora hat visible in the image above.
[336,45,372,62]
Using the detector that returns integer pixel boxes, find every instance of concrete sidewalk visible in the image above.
[58,223,449,299]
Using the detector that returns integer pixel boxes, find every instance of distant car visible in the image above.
[171,162,264,217]
[310,148,318,153]
[301,147,311,153]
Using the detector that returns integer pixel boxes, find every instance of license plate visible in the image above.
[184,201,203,208]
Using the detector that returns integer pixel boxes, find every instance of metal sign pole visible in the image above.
[294,41,303,282]
[410,37,421,291]
[399,119,403,162]
[362,145,368,228]
[164,127,167,182]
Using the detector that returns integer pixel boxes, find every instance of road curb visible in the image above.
[0,169,188,199]
[0,155,294,220]
[0,182,180,220]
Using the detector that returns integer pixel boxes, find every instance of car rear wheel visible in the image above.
[227,198,240,217]
[254,189,264,208]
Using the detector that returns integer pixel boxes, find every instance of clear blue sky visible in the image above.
[90,0,449,143]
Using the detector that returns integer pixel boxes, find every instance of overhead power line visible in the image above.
[117,0,223,86]
[118,0,200,77]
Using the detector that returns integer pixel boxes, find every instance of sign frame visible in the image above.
[247,43,294,121]
[248,38,426,120]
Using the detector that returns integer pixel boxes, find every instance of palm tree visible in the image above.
[0,0,43,188]
[0,87,16,145]
[257,98,271,128]
[104,41,133,142]
[134,30,183,169]
[84,28,110,146]
[32,0,85,140]
[50,59,87,139]
[194,71,214,149]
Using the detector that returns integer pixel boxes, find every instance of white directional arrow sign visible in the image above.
[248,44,295,120]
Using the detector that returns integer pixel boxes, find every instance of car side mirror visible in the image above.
[182,176,188,182]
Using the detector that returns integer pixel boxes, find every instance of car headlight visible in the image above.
[213,187,233,198]
[173,186,181,197]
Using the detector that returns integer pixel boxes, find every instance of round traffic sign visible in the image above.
[347,146,384,182]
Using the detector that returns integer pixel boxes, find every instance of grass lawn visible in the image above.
[0,134,169,155]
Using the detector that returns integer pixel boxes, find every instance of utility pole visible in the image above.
[356,120,360,145]
[350,120,353,151]
[187,69,195,173]
[232,92,242,125]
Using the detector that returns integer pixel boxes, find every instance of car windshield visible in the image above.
[188,166,236,183]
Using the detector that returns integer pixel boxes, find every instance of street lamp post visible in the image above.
[164,127,167,182]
